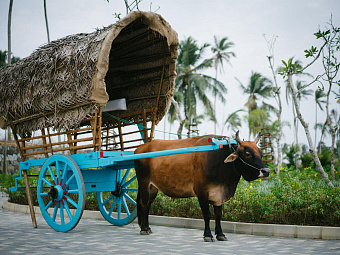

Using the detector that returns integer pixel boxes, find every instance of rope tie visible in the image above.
[102,111,191,138]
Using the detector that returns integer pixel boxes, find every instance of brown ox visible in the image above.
[134,131,270,242]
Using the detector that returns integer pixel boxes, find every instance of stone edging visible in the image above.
[3,200,340,240]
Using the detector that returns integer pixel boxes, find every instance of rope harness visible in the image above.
[103,111,266,172]
[229,141,266,172]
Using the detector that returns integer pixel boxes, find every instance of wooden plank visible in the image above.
[21,143,49,151]
[9,124,26,160]
[19,133,49,142]
[124,138,145,144]
[20,135,94,152]
[105,137,144,147]
[11,101,94,125]
[73,132,78,154]
[117,121,124,151]
[142,109,148,143]
[23,143,97,157]
[92,108,98,151]
[40,129,49,158]
[18,126,93,142]
[46,128,54,155]
[66,131,75,154]
[23,170,37,228]
[150,109,157,141]
[97,107,102,150]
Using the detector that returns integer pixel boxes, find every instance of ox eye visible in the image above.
[245,152,251,157]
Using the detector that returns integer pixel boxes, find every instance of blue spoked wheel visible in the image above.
[37,155,85,232]
[96,168,137,226]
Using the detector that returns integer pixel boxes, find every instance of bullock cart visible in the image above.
[0,11,236,232]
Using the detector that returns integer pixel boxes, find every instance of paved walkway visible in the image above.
[1,193,340,254]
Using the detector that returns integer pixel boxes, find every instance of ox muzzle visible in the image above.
[258,168,270,178]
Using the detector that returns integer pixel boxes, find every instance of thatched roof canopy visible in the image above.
[0,11,178,135]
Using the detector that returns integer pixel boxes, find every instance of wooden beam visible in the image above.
[118,121,124,151]
[11,101,94,125]
[41,129,49,158]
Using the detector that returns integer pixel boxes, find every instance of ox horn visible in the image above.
[235,130,242,145]
[254,132,261,144]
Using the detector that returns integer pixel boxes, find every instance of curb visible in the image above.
[3,200,340,240]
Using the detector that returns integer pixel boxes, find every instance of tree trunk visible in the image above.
[4,0,14,175]
[330,131,336,181]
[214,70,218,135]
[8,0,13,65]
[314,101,318,146]
[171,97,185,139]
[325,80,337,181]
[266,48,283,174]
[3,130,7,175]
[291,97,299,170]
[43,0,50,43]
[276,105,282,174]
[287,74,333,187]
[337,140,340,174]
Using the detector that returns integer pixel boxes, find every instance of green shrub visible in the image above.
[1,165,340,226]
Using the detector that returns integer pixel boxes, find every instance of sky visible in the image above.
[0,0,339,148]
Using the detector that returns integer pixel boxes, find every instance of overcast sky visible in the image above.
[0,0,339,146]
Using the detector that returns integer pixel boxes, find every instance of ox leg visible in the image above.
[198,196,214,242]
[214,205,228,241]
[144,185,158,234]
[138,183,158,235]
[138,182,151,235]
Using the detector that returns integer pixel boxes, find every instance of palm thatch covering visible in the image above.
[0,11,178,137]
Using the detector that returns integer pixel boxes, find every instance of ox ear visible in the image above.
[224,152,238,163]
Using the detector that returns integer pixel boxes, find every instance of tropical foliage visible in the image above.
[170,37,228,136]
[239,71,273,113]
[0,50,20,67]
[2,165,339,226]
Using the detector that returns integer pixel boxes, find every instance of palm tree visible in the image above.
[314,89,326,145]
[246,109,269,139]
[221,109,245,134]
[238,72,272,139]
[174,37,227,136]
[211,36,235,133]
[239,72,272,113]
[211,36,235,74]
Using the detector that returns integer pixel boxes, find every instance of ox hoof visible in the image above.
[216,235,228,241]
[204,236,215,242]
[140,228,152,235]
[140,230,150,235]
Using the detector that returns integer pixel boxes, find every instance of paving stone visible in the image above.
[1,193,340,254]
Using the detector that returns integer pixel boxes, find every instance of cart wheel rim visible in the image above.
[97,168,137,226]
[37,155,85,232]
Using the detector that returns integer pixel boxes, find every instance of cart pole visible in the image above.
[23,170,37,228]
[11,126,38,228]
